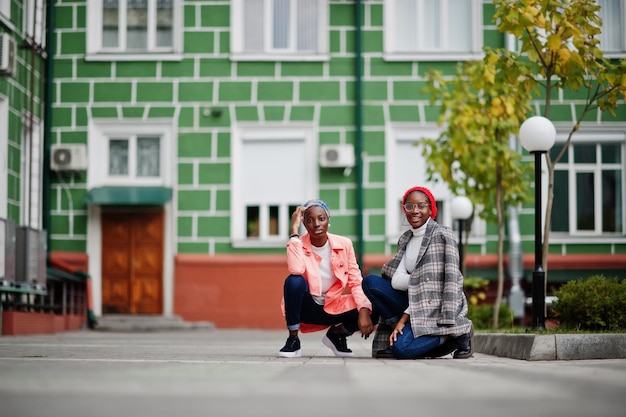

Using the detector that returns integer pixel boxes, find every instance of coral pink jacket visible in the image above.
[281,232,372,332]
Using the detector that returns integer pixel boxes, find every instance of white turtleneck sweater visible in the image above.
[391,218,430,291]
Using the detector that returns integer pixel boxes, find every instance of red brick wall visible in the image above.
[172,253,626,329]
[173,254,289,329]
[2,311,56,335]
[42,251,626,333]
[1,311,87,336]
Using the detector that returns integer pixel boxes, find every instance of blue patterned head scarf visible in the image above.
[303,199,330,217]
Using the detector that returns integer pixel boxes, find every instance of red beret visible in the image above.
[402,186,437,219]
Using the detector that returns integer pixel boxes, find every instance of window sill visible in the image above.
[85,53,184,62]
[230,53,330,62]
[231,239,289,249]
[383,52,485,62]
[549,235,626,244]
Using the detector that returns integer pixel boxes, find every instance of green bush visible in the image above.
[552,275,626,331]
[468,303,514,330]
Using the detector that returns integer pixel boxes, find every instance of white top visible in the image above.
[311,241,334,305]
[391,218,429,291]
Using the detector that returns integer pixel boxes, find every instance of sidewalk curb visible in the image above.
[476,333,626,361]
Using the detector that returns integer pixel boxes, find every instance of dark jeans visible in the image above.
[362,274,408,325]
[283,274,362,334]
[391,322,444,359]
[363,274,447,359]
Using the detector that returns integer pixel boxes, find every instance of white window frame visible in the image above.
[24,0,46,46]
[230,0,329,61]
[0,96,8,220]
[598,0,626,58]
[550,127,626,239]
[231,125,318,247]
[87,119,173,189]
[0,1,10,20]
[385,125,486,243]
[20,117,43,229]
[86,0,183,62]
[384,0,483,61]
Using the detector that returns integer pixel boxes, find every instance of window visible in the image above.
[0,1,9,18]
[24,0,46,46]
[21,118,43,228]
[0,98,8,220]
[231,0,328,60]
[86,0,182,60]
[88,121,172,188]
[384,0,483,60]
[598,0,626,56]
[551,140,624,235]
[108,136,161,179]
[231,127,317,246]
[386,127,486,241]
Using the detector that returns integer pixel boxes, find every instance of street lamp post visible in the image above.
[450,196,473,273]
[519,116,556,330]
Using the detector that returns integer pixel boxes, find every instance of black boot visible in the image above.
[453,325,474,359]
[416,337,458,358]
[375,348,395,359]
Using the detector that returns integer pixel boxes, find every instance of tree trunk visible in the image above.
[493,166,505,329]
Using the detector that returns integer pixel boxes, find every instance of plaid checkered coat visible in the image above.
[381,220,472,338]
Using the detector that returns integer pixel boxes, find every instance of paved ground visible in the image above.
[1,329,625,417]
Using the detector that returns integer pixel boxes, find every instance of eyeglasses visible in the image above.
[403,203,429,212]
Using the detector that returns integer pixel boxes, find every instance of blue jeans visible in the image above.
[391,322,445,359]
[283,275,361,334]
[362,274,407,325]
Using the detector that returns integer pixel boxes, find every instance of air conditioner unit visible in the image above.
[0,34,17,77]
[0,219,17,286]
[51,144,88,171]
[320,144,355,168]
[15,227,47,290]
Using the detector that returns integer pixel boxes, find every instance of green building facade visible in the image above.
[2,1,624,321]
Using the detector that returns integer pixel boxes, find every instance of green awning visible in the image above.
[85,186,173,206]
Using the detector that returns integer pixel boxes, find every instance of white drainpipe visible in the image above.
[505,33,526,320]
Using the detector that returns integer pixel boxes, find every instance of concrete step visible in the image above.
[95,315,214,332]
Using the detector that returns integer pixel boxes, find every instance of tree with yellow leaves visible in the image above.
[422,51,535,330]
[422,0,626,329]
[495,0,626,280]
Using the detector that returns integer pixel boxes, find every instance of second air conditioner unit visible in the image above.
[51,144,88,171]
[0,34,17,77]
[320,144,355,168]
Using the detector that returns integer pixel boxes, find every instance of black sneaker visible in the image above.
[322,328,353,357]
[278,335,301,358]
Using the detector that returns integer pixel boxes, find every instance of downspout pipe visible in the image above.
[505,33,525,321]
[354,0,364,269]
[42,0,55,258]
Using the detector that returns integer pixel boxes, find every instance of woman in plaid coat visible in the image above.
[362,186,473,359]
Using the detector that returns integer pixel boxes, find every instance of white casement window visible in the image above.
[598,0,626,57]
[231,126,317,246]
[386,126,486,242]
[0,97,8,221]
[86,0,182,61]
[551,134,625,236]
[384,0,483,61]
[21,118,43,228]
[88,121,173,188]
[107,136,161,180]
[231,0,329,61]
[0,1,10,19]
[24,0,46,46]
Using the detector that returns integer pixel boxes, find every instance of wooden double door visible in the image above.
[101,210,164,315]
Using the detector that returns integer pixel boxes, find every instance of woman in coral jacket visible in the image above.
[278,199,375,358]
